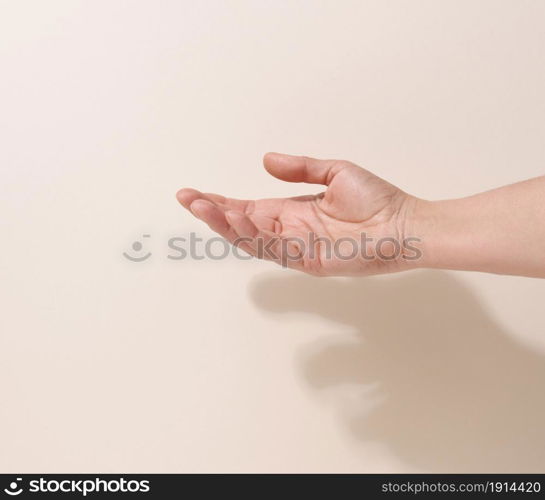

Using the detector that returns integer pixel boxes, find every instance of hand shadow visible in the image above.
[249,270,545,472]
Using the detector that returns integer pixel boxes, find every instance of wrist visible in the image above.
[404,197,470,272]
[408,195,496,274]
[400,177,545,277]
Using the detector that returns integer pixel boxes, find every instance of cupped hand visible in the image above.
[176,153,420,276]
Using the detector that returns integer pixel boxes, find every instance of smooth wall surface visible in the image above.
[1,0,545,472]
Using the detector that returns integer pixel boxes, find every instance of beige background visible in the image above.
[1,0,545,473]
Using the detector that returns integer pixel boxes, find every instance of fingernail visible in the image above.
[189,200,205,219]
[225,210,242,224]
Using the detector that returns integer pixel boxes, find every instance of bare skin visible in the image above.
[176,152,545,278]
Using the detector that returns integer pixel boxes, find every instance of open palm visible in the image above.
[177,153,417,276]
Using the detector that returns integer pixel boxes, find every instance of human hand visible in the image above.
[176,153,420,276]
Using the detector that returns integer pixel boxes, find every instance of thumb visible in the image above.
[263,152,342,185]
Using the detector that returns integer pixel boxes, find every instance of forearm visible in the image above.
[412,176,545,278]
